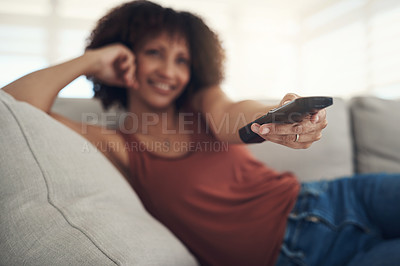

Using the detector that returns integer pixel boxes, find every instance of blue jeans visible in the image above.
[275,173,400,266]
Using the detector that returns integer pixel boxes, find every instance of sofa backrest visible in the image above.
[350,96,400,174]
[51,97,354,182]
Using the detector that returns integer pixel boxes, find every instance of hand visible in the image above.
[250,93,328,149]
[84,43,139,89]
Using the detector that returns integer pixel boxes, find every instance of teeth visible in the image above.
[154,82,171,91]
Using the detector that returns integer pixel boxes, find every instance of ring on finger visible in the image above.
[294,134,300,142]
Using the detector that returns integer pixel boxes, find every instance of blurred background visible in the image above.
[1,0,399,100]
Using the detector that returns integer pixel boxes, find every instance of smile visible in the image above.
[149,80,176,94]
[154,82,172,91]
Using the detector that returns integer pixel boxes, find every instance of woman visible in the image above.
[3,1,400,265]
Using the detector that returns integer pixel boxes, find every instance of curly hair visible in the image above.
[86,0,225,110]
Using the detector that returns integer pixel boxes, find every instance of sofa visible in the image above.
[1,89,400,265]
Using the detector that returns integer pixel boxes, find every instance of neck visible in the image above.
[124,94,179,136]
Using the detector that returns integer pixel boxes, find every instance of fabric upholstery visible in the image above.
[0,90,198,266]
[350,96,400,174]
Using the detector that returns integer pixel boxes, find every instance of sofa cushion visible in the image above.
[247,98,353,181]
[351,96,400,174]
[0,90,198,266]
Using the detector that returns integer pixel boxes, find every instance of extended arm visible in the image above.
[191,86,277,143]
[192,86,327,148]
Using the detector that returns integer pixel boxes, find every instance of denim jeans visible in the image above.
[275,173,400,266]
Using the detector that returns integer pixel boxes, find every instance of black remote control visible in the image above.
[238,97,333,143]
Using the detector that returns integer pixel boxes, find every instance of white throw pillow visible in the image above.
[0,90,197,266]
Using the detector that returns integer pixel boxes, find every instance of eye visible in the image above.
[145,49,160,56]
[176,57,190,66]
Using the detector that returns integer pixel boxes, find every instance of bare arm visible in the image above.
[191,86,278,143]
[2,44,137,176]
[2,44,137,113]
[3,54,96,112]
[192,86,328,148]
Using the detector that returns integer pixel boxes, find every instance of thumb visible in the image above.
[280,93,300,106]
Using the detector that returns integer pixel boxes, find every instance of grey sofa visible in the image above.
[1,89,400,265]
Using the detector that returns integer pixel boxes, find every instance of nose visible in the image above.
[157,58,175,79]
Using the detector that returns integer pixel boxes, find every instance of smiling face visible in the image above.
[131,32,191,111]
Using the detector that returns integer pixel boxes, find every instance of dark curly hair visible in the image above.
[86,0,225,110]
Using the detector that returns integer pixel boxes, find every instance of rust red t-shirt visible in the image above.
[121,112,300,266]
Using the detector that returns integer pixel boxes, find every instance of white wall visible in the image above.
[1,0,399,100]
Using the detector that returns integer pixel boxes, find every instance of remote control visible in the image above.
[238,96,333,143]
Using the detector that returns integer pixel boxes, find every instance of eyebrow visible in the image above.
[146,42,190,58]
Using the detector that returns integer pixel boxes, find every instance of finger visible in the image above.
[116,57,131,74]
[279,93,300,106]
[115,53,136,88]
[259,123,304,136]
[311,109,327,124]
[263,134,315,149]
[251,123,261,134]
[265,131,322,144]
[309,114,328,131]
[125,54,140,90]
[250,123,271,142]
[130,57,140,90]
[113,57,126,78]
[119,59,131,72]
[123,56,136,87]
[260,115,328,136]
[123,66,135,88]
[120,52,135,71]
